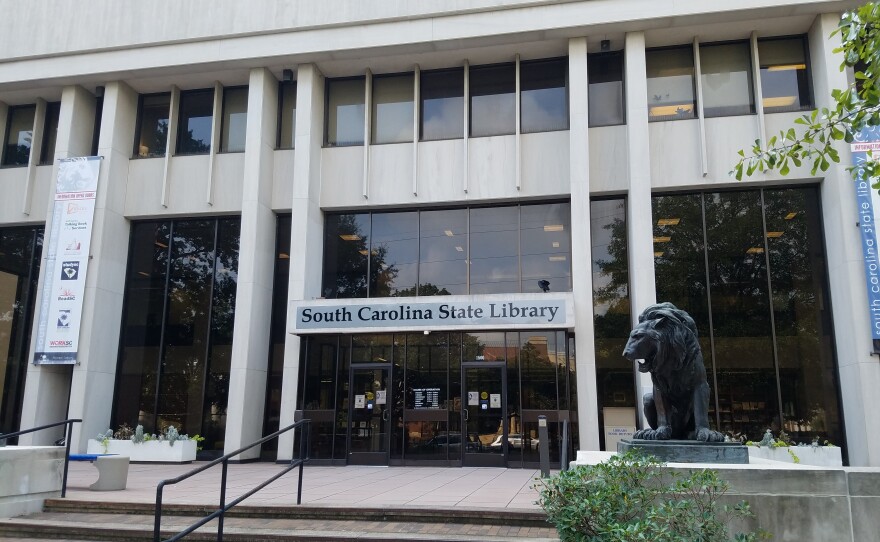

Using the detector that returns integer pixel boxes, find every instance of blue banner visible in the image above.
[852,125,880,341]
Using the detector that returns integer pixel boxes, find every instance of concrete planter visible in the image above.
[748,445,842,467]
[86,439,197,463]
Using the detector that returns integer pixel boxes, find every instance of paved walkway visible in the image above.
[64,462,548,510]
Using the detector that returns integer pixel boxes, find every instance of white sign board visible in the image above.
[33,157,101,365]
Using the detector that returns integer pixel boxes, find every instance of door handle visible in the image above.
[382,409,389,422]
[463,409,469,421]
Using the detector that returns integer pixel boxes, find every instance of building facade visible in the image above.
[2,0,878,467]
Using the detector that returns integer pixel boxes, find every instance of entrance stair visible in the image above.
[0,499,559,542]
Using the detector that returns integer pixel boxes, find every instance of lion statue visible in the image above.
[622,302,724,442]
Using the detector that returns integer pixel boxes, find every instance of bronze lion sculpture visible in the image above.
[622,302,724,442]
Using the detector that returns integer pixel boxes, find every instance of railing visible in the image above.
[0,418,82,498]
[153,419,311,542]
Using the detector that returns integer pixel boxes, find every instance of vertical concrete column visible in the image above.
[811,13,880,466]
[20,83,136,450]
[568,38,600,451]
[224,68,278,457]
[277,64,325,460]
[624,32,656,428]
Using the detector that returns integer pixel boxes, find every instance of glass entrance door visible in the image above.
[462,362,507,467]
[348,364,391,465]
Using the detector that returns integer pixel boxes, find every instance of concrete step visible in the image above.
[0,502,559,542]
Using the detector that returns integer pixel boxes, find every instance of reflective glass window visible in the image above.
[278,82,296,148]
[321,214,370,298]
[404,333,449,460]
[326,78,365,146]
[0,226,43,437]
[470,63,515,137]
[420,69,464,141]
[759,37,812,113]
[418,209,468,295]
[369,212,419,297]
[372,74,414,144]
[40,102,61,165]
[588,52,625,127]
[521,58,568,133]
[469,206,519,294]
[261,215,290,459]
[646,47,696,121]
[590,199,635,450]
[700,41,754,117]
[134,93,170,158]
[112,218,240,455]
[520,203,571,294]
[176,89,214,154]
[2,105,36,166]
[220,87,248,153]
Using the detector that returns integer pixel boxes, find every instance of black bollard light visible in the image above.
[538,415,550,478]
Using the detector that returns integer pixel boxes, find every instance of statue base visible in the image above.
[617,439,749,464]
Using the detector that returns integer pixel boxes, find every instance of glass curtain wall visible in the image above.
[589,199,635,450]
[0,226,43,438]
[113,218,240,455]
[322,203,571,299]
[652,187,842,447]
[295,331,575,466]
[2,105,36,166]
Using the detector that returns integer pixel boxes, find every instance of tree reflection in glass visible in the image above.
[370,212,418,297]
[418,209,467,295]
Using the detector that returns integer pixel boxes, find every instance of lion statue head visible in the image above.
[623,302,699,375]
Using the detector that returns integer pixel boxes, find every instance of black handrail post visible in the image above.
[296,424,305,505]
[217,459,228,542]
[61,420,74,498]
[154,483,165,542]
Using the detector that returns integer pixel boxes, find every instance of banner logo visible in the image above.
[60,261,80,280]
[57,288,76,301]
[57,309,71,329]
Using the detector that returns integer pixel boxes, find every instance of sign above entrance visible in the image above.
[289,293,574,334]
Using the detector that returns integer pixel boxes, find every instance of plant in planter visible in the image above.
[745,429,841,467]
[87,424,198,463]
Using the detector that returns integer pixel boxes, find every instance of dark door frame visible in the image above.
[347,362,393,465]
[461,361,507,467]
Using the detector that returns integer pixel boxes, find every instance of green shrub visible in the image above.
[537,450,769,542]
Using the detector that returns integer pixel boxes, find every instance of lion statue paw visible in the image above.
[633,426,672,440]
[696,427,725,443]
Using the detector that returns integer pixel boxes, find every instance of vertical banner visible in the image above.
[851,125,880,352]
[33,157,101,364]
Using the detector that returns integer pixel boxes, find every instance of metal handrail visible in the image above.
[0,418,82,498]
[153,419,311,542]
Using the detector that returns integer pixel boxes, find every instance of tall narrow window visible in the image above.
[322,213,370,298]
[470,63,516,137]
[700,41,754,117]
[326,78,365,146]
[277,82,296,149]
[370,212,418,296]
[520,203,571,293]
[40,102,61,165]
[588,52,625,127]
[418,209,468,295]
[372,74,414,144]
[220,87,248,153]
[420,68,464,141]
[521,58,568,133]
[134,93,170,158]
[90,95,103,157]
[2,105,36,166]
[469,206,519,293]
[176,89,214,155]
[759,37,812,113]
[646,47,696,121]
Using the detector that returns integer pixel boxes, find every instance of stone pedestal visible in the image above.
[617,439,749,464]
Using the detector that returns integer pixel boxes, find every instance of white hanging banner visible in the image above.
[33,157,101,365]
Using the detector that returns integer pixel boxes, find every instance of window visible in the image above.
[521,58,568,133]
[326,77,365,146]
[2,105,36,166]
[176,89,214,155]
[420,68,463,141]
[700,41,754,117]
[759,37,812,113]
[277,82,296,149]
[372,74,414,144]
[470,63,515,137]
[646,47,696,121]
[91,95,103,157]
[40,102,61,165]
[112,218,240,453]
[220,87,248,153]
[322,203,572,298]
[588,52,625,127]
[134,93,170,158]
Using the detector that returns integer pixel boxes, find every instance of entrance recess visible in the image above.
[348,364,391,465]
[462,362,507,467]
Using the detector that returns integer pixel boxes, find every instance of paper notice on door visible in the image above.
[490,393,501,408]
[354,394,366,408]
[467,391,479,406]
[376,390,387,405]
